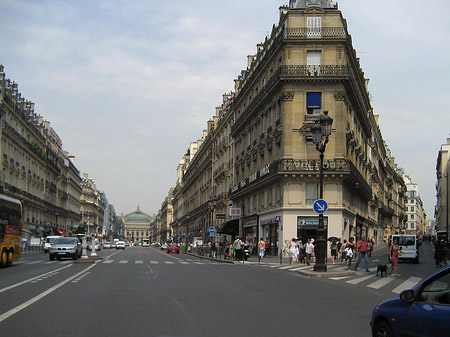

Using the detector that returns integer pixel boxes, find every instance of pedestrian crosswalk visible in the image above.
[99,259,220,265]
[250,261,424,294]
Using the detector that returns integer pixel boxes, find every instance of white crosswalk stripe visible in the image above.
[367,277,394,289]
[164,261,175,264]
[346,275,374,284]
[103,260,113,264]
[392,277,422,294]
[135,260,143,264]
[150,261,159,264]
[118,260,128,264]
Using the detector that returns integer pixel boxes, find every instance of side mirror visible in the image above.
[400,289,415,302]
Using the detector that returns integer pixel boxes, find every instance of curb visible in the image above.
[183,252,234,264]
[297,268,356,278]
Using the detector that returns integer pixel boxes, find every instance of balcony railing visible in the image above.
[285,27,347,39]
[281,65,348,77]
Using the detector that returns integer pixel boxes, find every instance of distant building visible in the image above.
[123,206,152,243]
[403,174,426,235]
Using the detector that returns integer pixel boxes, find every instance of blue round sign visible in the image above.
[313,199,328,214]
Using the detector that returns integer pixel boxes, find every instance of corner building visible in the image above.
[229,0,405,253]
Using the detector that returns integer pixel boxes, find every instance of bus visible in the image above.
[0,194,23,268]
[142,239,150,247]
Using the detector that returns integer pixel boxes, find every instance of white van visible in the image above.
[43,236,63,253]
[391,234,419,264]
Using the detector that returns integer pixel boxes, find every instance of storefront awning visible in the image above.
[217,219,239,236]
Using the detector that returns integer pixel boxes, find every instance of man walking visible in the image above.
[233,236,244,261]
[353,235,370,272]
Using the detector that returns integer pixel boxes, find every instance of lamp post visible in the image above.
[311,110,333,272]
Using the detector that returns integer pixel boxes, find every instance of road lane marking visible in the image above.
[392,277,422,294]
[0,264,73,294]
[165,261,175,264]
[135,260,143,264]
[118,260,128,264]
[179,262,190,264]
[0,263,97,323]
[103,260,114,263]
[150,261,159,264]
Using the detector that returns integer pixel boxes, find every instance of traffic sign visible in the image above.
[313,199,328,214]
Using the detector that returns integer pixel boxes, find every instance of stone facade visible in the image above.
[0,65,82,240]
[163,3,407,254]
[436,138,450,236]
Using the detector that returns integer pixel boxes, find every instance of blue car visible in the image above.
[370,265,450,337]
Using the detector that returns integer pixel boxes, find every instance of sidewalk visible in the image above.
[186,243,388,278]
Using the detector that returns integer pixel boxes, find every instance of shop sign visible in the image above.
[229,208,241,217]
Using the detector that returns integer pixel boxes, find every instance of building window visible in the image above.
[307,17,322,38]
[410,214,414,219]
[306,183,319,205]
[306,92,322,115]
[307,50,321,75]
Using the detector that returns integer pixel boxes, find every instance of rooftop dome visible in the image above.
[124,206,151,223]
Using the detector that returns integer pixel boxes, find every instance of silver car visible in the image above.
[49,237,82,260]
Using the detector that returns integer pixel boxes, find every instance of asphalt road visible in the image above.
[0,242,440,337]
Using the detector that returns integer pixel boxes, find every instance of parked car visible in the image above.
[167,244,180,254]
[110,242,116,249]
[370,265,450,337]
[116,241,126,249]
[43,235,63,253]
[103,242,111,249]
[160,243,168,250]
[48,237,82,261]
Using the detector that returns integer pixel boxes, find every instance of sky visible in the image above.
[0,0,449,218]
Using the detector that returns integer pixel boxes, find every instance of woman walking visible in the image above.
[346,237,355,270]
[389,238,401,277]
[288,238,299,265]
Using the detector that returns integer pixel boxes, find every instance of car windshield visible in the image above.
[54,238,76,245]
[396,236,415,246]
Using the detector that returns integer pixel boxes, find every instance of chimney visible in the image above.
[247,55,254,69]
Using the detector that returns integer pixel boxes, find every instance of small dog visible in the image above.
[376,262,388,277]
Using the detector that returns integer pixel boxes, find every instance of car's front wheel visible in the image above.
[373,320,394,337]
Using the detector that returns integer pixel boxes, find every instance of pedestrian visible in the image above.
[265,240,270,256]
[258,238,265,260]
[305,238,314,265]
[345,237,355,270]
[389,237,401,276]
[368,238,373,257]
[434,239,446,267]
[330,240,338,265]
[211,240,218,258]
[233,236,244,261]
[353,235,370,272]
[336,238,342,261]
[289,237,299,265]
[340,239,347,263]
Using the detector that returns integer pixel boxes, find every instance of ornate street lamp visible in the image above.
[311,110,333,272]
